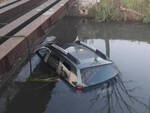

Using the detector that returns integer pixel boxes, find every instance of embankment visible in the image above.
[68,0,150,23]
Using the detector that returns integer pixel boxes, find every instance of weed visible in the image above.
[89,0,150,23]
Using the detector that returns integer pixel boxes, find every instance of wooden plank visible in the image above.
[0,0,69,60]
[0,0,49,26]
[0,0,19,9]
[0,0,29,14]
[0,0,59,44]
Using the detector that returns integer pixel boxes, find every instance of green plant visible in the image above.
[92,0,121,22]
[89,0,150,23]
[96,0,115,21]
[26,77,58,82]
[143,0,150,23]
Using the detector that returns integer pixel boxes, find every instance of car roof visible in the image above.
[67,43,111,68]
[64,43,100,62]
[49,41,112,69]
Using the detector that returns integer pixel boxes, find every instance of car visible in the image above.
[35,37,119,90]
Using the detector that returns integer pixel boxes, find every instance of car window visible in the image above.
[47,52,60,68]
[81,64,118,85]
[63,62,71,71]
[62,60,77,75]
[62,61,78,85]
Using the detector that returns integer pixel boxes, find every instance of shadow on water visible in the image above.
[4,83,55,113]
[48,16,150,43]
[48,17,78,44]
[3,62,58,113]
[87,75,149,113]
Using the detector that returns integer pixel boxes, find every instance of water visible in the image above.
[1,16,150,113]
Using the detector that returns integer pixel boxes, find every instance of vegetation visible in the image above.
[89,0,120,21]
[27,77,58,82]
[89,0,150,23]
[143,0,150,23]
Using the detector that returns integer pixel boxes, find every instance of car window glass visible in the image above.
[47,52,59,66]
[63,62,71,71]
[81,64,118,85]
[62,61,77,76]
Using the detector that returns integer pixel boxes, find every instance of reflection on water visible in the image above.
[4,82,55,113]
[0,62,57,113]
[1,16,150,113]
[89,76,149,113]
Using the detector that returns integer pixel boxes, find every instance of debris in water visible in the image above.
[26,77,59,82]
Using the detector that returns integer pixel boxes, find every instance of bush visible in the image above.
[143,0,150,23]
[90,0,150,23]
[94,0,120,22]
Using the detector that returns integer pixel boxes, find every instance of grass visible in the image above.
[26,77,59,83]
[89,0,150,23]
[143,0,150,23]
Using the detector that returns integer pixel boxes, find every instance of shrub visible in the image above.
[89,0,150,23]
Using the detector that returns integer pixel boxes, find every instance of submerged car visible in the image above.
[35,37,119,90]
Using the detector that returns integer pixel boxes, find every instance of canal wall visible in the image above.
[0,0,73,90]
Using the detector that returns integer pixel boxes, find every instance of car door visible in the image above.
[47,52,60,71]
[35,47,60,71]
[35,47,51,63]
[60,60,78,86]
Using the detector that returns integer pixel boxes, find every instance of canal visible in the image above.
[0,16,150,113]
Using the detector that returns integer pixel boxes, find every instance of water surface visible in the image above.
[1,17,150,113]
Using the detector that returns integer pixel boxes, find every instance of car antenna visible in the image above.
[74,36,80,42]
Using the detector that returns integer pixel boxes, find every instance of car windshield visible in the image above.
[65,44,111,65]
[80,64,119,86]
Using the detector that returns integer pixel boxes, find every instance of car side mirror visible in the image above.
[35,47,51,62]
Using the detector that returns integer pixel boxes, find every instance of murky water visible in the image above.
[1,16,150,113]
